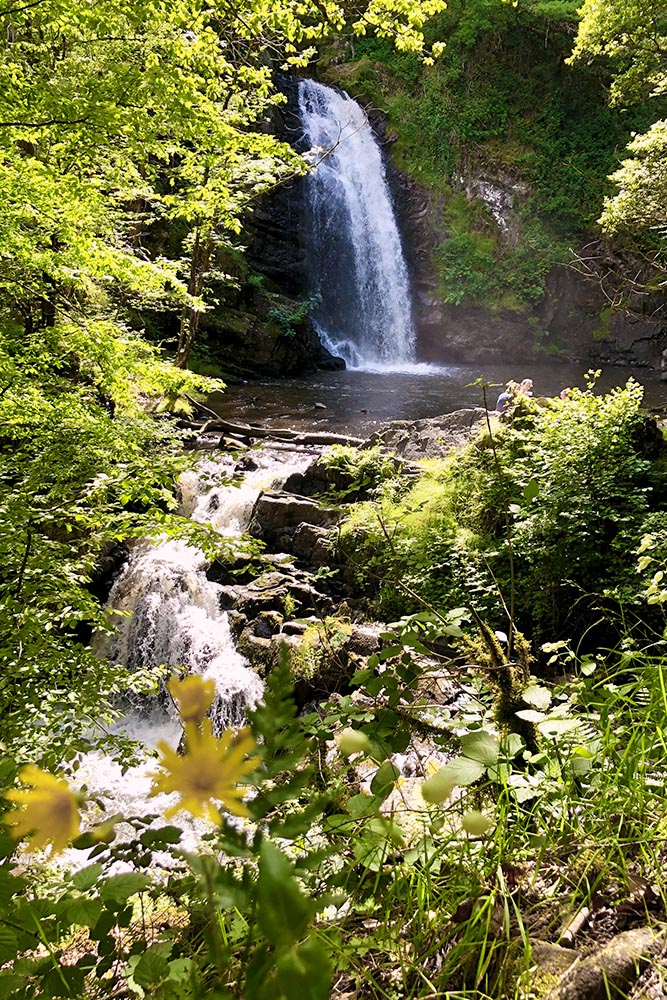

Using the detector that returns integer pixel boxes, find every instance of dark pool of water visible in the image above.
[209,361,667,438]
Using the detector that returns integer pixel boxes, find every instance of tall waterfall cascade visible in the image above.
[299,79,417,371]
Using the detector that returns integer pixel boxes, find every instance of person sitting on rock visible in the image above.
[495,381,518,414]
[518,377,534,397]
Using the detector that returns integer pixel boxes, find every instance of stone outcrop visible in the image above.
[204,408,495,684]
[283,452,403,501]
[395,164,667,370]
[248,491,342,550]
[200,287,343,379]
[365,408,489,461]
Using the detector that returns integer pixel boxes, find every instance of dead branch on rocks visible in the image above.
[178,412,365,447]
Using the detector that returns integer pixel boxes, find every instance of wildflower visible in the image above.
[151,721,256,823]
[168,674,215,724]
[4,765,81,853]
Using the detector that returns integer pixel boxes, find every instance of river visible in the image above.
[209,362,667,438]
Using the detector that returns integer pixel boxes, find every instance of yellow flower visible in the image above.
[168,675,216,724]
[150,721,256,823]
[4,765,81,853]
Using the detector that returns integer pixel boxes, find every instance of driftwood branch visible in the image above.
[184,394,224,421]
[180,413,364,448]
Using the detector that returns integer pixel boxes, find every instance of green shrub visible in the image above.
[338,380,660,643]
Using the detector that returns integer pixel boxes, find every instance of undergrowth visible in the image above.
[2,382,667,998]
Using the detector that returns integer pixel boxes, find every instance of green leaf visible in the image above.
[0,835,16,861]
[99,872,152,903]
[0,871,26,904]
[257,841,311,948]
[71,863,103,891]
[133,943,172,988]
[523,479,540,503]
[275,940,332,1000]
[0,974,28,999]
[503,733,525,757]
[370,761,400,798]
[437,756,485,787]
[537,718,581,738]
[64,897,103,928]
[139,826,182,848]
[347,794,377,818]
[515,709,547,723]
[0,928,18,965]
[460,730,500,765]
[521,685,551,711]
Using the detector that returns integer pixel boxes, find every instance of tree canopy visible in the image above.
[571,0,667,254]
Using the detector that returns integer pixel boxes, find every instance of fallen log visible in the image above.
[183,414,364,447]
[184,394,224,421]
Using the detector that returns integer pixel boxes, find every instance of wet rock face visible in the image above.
[246,76,307,295]
[200,288,343,378]
[393,165,667,370]
[248,491,342,549]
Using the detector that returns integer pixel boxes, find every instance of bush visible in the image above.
[337,380,661,643]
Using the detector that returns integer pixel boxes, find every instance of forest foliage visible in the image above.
[2,2,667,998]
[2,385,667,999]
[0,0,445,757]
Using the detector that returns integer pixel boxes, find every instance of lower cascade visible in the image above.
[77,450,315,842]
[299,78,417,371]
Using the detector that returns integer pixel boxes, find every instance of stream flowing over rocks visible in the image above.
[84,411,487,855]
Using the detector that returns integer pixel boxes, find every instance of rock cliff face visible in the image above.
[200,287,343,380]
[246,76,307,296]
[201,77,343,378]
[393,163,667,370]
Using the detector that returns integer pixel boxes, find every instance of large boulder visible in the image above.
[217,567,334,620]
[248,491,342,549]
[365,408,489,461]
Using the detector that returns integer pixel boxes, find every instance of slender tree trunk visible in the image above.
[176,227,213,369]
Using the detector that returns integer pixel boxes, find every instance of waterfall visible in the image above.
[100,455,278,729]
[299,79,417,371]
